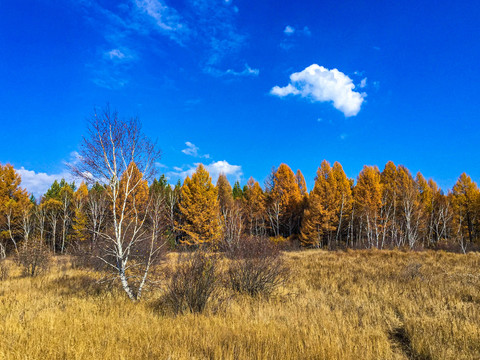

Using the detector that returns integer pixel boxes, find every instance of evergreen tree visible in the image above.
[232,180,243,200]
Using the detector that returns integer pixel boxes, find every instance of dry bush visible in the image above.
[161,250,219,314]
[226,236,290,297]
[16,240,51,277]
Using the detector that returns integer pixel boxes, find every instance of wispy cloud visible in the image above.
[91,67,129,89]
[135,0,189,43]
[104,48,136,62]
[280,25,311,50]
[182,141,200,157]
[182,141,210,158]
[359,77,367,88]
[271,64,366,117]
[155,162,168,168]
[80,0,255,84]
[107,48,126,60]
[205,63,259,77]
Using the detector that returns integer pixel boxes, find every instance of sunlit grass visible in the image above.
[0,250,479,359]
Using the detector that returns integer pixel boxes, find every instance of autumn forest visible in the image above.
[1,110,480,359]
[1,135,479,259]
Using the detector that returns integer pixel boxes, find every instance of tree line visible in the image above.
[1,157,479,257]
[1,107,479,263]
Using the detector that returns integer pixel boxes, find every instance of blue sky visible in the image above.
[1,0,480,197]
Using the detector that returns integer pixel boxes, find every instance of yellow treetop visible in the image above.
[178,164,221,246]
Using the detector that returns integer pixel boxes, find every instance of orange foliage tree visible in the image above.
[177,164,221,246]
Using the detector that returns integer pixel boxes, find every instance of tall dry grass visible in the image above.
[0,250,479,359]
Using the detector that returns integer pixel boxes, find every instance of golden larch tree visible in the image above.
[243,177,266,236]
[0,164,29,256]
[354,165,382,248]
[301,160,351,248]
[117,162,149,220]
[269,164,302,237]
[332,161,353,245]
[178,164,221,246]
[72,182,89,244]
[452,173,479,247]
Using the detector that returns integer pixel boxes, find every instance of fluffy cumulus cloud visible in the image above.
[16,168,73,199]
[16,152,84,198]
[270,64,366,117]
[205,161,242,180]
[167,160,242,183]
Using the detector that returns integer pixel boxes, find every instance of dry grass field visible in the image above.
[0,249,479,360]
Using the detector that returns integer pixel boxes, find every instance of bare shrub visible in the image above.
[16,240,51,277]
[162,250,219,314]
[226,236,289,297]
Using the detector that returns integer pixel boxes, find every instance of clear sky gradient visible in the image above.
[1,0,479,197]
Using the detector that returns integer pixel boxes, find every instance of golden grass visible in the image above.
[0,250,479,359]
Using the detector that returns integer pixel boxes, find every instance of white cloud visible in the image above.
[182,141,199,157]
[270,83,300,97]
[205,161,242,180]
[155,162,168,168]
[16,168,74,199]
[167,160,242,183]
[206,64,259,77]
[65,151,82,166]
[284,25,295,35]
[270,64,366,117]
[225,64,259,76]
[16,152,86,199]
[105,48,136,62]
[283,25,310,36]
[359,77,367,88]
[107,49,126,60]
[181,141,210,158]
[280,25,311,50]
[81,0,248,82]
[135,0,187,36]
